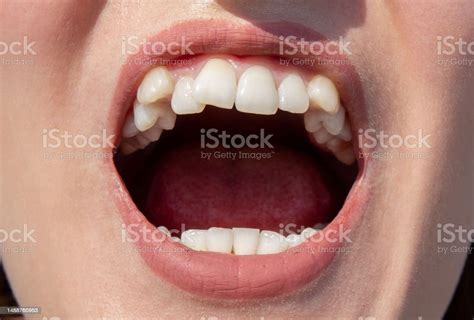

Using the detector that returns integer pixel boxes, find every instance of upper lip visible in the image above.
[106,19,369,299]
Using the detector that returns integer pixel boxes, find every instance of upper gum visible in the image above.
[142,54,329,87]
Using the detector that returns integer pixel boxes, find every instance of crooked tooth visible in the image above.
[181,229,207,251]
[232,228,260,255]
[137,67,174,104]
[134,100,172,132]
[171,76,205,115]
[278,74,309,113]
[256,231,288,254]
[236,66,278,115]
[122,112,139,138]
[206,227,233,253]
[193,58,237,109]
[307,75,340,114]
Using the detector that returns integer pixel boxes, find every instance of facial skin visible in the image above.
[0,0,473,318]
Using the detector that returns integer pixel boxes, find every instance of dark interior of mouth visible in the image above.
[114,108,357,235]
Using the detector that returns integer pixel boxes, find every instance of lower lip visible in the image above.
[108,19,368,299]
[111,168,367,299]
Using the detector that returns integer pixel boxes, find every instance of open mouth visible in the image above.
[107,20,369,299]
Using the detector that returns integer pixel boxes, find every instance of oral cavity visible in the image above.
[119,56,355,165]
[157,224,327,255]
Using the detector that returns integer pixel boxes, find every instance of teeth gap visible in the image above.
[119,57,356,165]
[154,225,328,255]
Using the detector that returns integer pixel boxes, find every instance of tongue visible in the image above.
[144,143,339,233]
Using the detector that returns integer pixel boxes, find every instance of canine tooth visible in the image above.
[313,128,332,144]
[157,226,171,237]
[193,58,237,109]
[206,227,233,253]
[137,67,174,104]
[334,147,356,165]
[236,66,278,115]
[278,74,309,113]
[256,231,288,254]
[307,75,340,114]
[122,112,139,138]
[142,124,163,142]
[232,228,260,255]
[171,76,205,115]
[181,229,207,251]
[134,100,169,132]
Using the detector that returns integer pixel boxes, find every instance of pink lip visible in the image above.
[106,19,369,299]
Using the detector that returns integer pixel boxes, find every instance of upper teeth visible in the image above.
[119,57,355,165]
[160,225,325,255]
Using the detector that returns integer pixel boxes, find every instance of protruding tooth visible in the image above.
[337,120,352,141]
[334,147,356,165]
[313,128,332,144]
[193,58,237,109]
[141,124,163,143]
[134,100,172,132]
[256,231,288,254]
[137,67,174,104]
[286,233,303,248]
[171,76,205,115]
[278,74,309,113]
[157,226,171,237]
[206,227,233,253]
[122,112,139,138]
[307,75,340,114]
[181,229,207,251]
[322,107,345,135]
[236,66,278,115]
[232,228,260,255]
